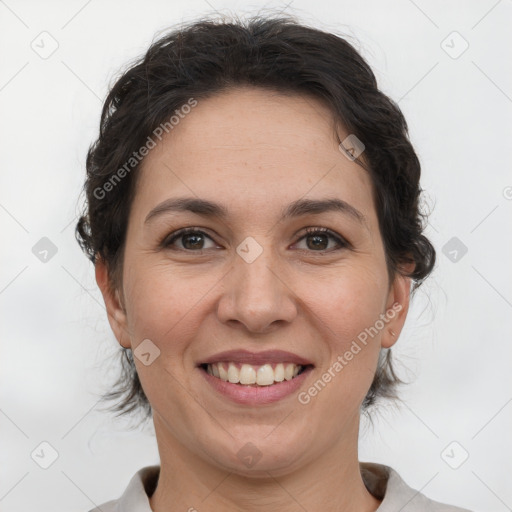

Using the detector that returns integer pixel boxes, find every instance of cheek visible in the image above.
[302,263,388,341]
[122,261,208,348]
[122,258,244,379]
[298,267,387,395]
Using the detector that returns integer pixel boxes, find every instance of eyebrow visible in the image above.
[145,196,367,227]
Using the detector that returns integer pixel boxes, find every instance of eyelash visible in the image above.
[160,226,349,253]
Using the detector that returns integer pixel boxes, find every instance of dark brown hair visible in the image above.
[76,14,436,423]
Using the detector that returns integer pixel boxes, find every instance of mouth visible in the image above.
[196,349,315,404]
[199,361,313,387]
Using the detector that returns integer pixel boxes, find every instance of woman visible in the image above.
[76,14,472,512]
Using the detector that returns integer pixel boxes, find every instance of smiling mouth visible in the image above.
[199,362,313,387]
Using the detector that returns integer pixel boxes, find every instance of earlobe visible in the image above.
[95,258,131,349]
[381,271,413,349]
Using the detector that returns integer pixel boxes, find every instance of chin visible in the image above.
[203,431,307,477]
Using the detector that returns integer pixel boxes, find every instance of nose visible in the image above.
[216,247,298,334]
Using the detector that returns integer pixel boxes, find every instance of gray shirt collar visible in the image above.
[90,462,472,512]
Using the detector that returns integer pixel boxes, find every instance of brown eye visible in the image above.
[161,227,348,253]
[162,228,217,251]
[295,228,348,252]
[181,233,206,250]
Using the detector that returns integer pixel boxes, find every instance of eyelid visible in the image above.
[160,227,220,249]
[295,226,350,251]
[160,226,350,251]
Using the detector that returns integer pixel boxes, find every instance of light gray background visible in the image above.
[1,1,511,511]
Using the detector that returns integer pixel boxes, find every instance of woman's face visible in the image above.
[97,87,411,476]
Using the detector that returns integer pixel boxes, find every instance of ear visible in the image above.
[95,258,131,349]
[380,263,415,349]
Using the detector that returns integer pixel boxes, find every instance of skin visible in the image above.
[96,87,412,512]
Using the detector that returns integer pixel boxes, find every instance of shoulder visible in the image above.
[360,461,474,512]
[87,465,160,512]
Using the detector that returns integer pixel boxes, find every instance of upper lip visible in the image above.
[199,349,314,367]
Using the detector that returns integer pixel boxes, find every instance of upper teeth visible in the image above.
[206,362,302,386]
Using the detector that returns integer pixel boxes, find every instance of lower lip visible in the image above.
[198,366,314,405]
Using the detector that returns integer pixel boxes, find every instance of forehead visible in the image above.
[133,87,376,226]
[161,87,344,164]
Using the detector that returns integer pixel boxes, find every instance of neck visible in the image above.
[149,414,381,512]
